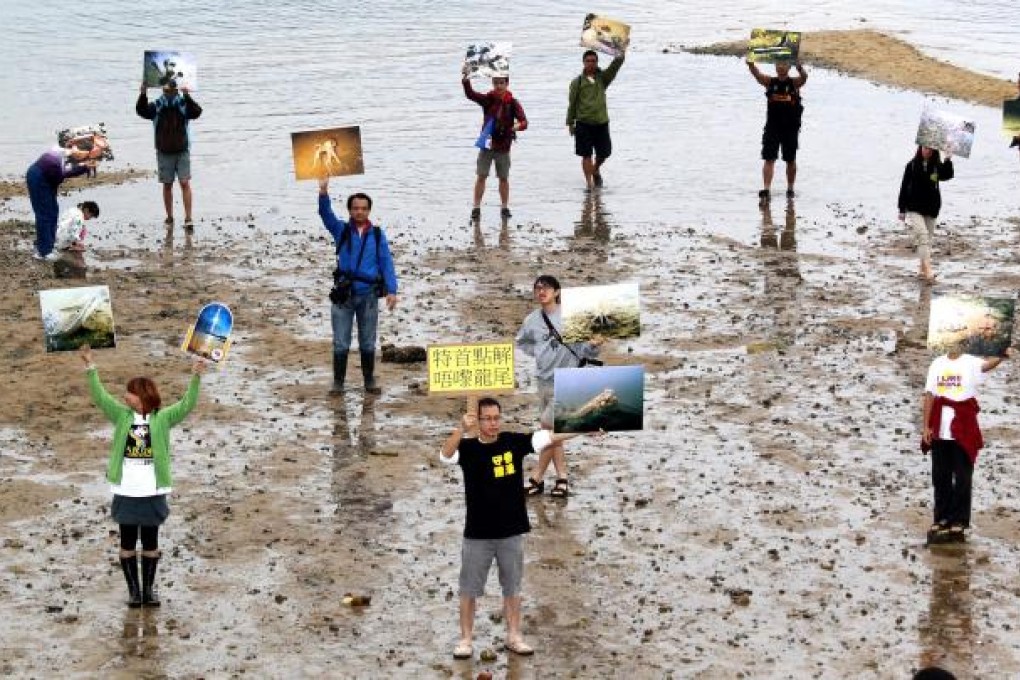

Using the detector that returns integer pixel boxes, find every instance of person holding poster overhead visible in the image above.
[318,177,399,394]
[79,344,206,607]
[439,398,591,659]
[746,58,807,202]
[461,66,528,221]
[136,78,202,232]
[921,345,1010,542]
[515,275,603,497]
[566,50,625,190]
[898,146,953,282]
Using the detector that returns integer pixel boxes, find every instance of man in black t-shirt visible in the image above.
[439,397,588,660]
[747,59,808,203]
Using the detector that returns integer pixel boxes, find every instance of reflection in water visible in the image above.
[53,251,87,279]
[917,552,973,674]
[331,395,390,521]
[473,215,510,250]
[119,608,161,663]
[760,201,802,347]
[574,191,611,243]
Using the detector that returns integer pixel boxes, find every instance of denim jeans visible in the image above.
[27,164,59,256]
[330,293,378,353]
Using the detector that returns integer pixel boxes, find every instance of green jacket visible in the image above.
[566,56,625,126]
[87,367,201,489]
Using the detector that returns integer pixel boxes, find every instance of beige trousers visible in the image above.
[906,212,937,269]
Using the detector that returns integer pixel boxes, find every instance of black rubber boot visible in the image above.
[329,351,348,395]
[141,554,161,608]
[361,352,381,394]
[120,556,142,608]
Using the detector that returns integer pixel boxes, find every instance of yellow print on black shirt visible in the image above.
[125,424,153,460]
[491,451,515,478]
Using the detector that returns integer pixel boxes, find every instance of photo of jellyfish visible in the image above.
[553,365,644,433]
[182,302,233,364]
[579,14,630,58]
[747,29,801,63]
[916,108,976,158]
[143,50,197,90]
[291,126,364,180]
[39,285,116,352]
[463,41,511,79]
[927,294,1014,358]
[560,281,640,344]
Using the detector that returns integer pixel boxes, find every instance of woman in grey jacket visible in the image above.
[515,275,603,497]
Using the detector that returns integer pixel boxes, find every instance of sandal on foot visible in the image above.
[524,478,544,496]
[550,478,569,498]
[504,638,534,656]
[453,641,473,660]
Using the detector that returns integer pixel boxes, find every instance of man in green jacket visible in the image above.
[566,50,625,189]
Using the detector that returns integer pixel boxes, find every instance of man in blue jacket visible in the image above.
[318,177,399,394]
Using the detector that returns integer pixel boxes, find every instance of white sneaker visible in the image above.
[44,252,62,262]
[31,251,45,261]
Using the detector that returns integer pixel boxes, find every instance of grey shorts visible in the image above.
[459,535,524,598]
[157,150,192,184]
[476,149,511,180]
[538,382,554,429]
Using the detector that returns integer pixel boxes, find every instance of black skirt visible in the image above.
[111,494,170,526]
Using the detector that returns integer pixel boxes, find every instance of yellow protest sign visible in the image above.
[427,341,515,395]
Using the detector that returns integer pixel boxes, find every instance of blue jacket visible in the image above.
[318,194,398,296]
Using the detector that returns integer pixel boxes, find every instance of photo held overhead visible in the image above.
[182,302,233,364]
[39,285,116,352]
[553,365,644,433]
[291,126,364,180]
[560,281,640,344]
[927,294,1015,358]
[747,29,801,63]
[143,50,197,90]
[463,41,511,79]
[579,14,630,57]
[1002,99,1020,138]
[916,108,976,158]
[57,123,114,163]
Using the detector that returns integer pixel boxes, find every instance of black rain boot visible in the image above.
[329,351,348,395]
[119,556,142,608]
[141,553,162,607]
[361,351,381,395]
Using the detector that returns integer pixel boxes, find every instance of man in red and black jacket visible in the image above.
[461,69,527,221]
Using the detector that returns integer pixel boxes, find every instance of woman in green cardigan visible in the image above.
[80,345,206,607]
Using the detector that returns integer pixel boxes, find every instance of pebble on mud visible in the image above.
[479,649,497,662]
[342,593,372,607]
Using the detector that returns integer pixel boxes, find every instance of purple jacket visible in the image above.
[31,147,88,186]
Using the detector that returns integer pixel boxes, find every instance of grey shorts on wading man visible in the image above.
[459,534,524,598]
[476,149,511,180]
[157,150,192,184]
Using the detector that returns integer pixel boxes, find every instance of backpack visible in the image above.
[155,100,188,154]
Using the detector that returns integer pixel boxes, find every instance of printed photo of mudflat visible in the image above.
[553,365,644,433]
[291,126,364,180]
[560,281,640,343]
[916,108,976,158]
[927,294,1015,357]
[38,285,116,352]
[747,28,801,63]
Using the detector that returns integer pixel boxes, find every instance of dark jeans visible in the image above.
[26,164,59,256]
[931,439,974,527]
[330,292,378,353]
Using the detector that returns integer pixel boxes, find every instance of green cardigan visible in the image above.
[87,367,201,489]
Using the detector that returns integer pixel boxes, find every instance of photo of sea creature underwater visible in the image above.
[553,365,644,433]
[38,285,116,352]
[463,41,511,79]
[291,126,364,180]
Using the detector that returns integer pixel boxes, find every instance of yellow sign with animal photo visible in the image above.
[560,281,640,344]
[747,29,801,63]
[427,341,515,395]
[290,126,365,180]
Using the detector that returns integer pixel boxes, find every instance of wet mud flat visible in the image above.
[3,193,1020,678]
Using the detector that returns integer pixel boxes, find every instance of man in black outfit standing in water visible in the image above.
[747,59,808,203]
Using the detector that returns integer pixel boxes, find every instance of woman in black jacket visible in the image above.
[898,146,953,281]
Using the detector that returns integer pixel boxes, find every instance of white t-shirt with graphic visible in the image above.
[110,413,171,497]
[924,354,984,441]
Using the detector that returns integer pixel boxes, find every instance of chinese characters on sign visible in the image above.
[428,341,515,394]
